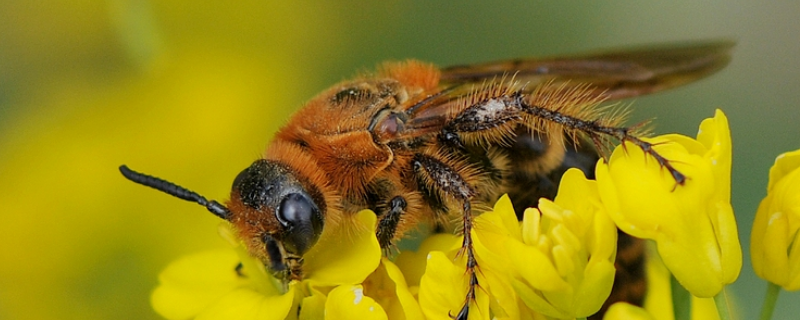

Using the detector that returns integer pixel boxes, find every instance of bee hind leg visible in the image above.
[411,154,479,320]
[521,102,686,186]
[453,200,478,320]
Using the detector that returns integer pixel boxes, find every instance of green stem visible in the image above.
[671,274,691,320]
[714,289,732,320]
[759,282,781,320]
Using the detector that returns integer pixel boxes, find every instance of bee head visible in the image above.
[118,160,326,282]
[227,159,326,279]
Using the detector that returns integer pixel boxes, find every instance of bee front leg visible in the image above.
[376,195,407,250]
[367,178,423,252]
[412,154,479,320]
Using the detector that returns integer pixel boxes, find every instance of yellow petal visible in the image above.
[298,289,326,320]
[596,159,656,240]
[492,194,523,240]
[507,239,570,292]
[589,207,617,265]
[574,258,616,316]
[362,258,424,320]
[418,252,489,320]
[151,250,245,320]
[325,285,388,320]
[195,286,296,320]
[554,169,603,236]
[383,259,425,320]
[472,232,521,319]
[418,251,464,320]
[395,233,461,287]
[789,227,800,290]
[512,278,568,319]
[697,109,732,201]
[656,234,723,297]
[753,206,790,285]
[303,209,382,286]
[714,201,742,284]
[768,149,800,191]
[554,169,596,205]
[220,223,284,296]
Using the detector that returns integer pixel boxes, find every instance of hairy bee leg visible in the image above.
[521,102,687,185]
[411,154,478,320]
[442,89,685,185]
[454,201,478,320]
[442,94,524,147]
[376,195,407,250]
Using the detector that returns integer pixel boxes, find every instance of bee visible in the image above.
[120,41,732,319]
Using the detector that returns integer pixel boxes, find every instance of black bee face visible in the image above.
[231,159,325,277]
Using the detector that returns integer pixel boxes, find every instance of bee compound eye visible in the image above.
[276,193,311,227]
[277,193,324,255]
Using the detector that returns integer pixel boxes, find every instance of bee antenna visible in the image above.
[119,165,231,220]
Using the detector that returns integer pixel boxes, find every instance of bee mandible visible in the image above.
[120,41,732,319]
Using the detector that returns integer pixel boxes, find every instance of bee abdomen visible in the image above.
[504,129,597,215]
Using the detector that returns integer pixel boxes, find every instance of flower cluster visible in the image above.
[151,110,753,320]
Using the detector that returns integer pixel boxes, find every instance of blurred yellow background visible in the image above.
[1,1,798,319]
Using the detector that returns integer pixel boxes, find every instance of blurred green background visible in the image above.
[1,1,798,319]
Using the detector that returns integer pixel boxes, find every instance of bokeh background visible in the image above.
[1,1,798,319]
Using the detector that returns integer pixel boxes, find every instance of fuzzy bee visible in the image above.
[121,41,732,319]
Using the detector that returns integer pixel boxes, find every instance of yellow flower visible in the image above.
[324,285,388,320]
[473,169,618,319]
[596,109,741,297]
[151,210,407,320]
[751,148,800,290]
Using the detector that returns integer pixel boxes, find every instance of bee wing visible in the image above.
[441,40,734,100]
[402,41,733,134]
